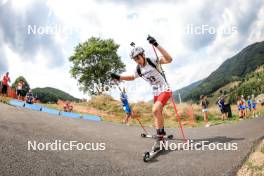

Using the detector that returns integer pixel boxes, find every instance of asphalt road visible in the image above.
[0,103,263,176]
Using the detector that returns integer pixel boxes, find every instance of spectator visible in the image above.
[252,94,257,117]
[241,95,247,116]
[237,95,246,119]
[25,89,34,104]
[217,95,227,121]
[247,95,252,112]
[63,101,73,112]
[1,72,11,97]
[200,95,210,127]
[16,80,24,100]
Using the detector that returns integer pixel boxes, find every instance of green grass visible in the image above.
[261,144,264,154]
[35,100,264,129]
[35,99,264,130]
[5,94,263,129]
[39,103,61,110]
[0,96,11,104]
[245,161,264,174]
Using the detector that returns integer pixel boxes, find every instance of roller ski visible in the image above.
[141,133,173,139]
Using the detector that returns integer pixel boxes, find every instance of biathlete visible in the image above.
[120,88,133,125]
[111,35,172,150]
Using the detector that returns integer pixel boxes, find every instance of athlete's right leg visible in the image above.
[152,92,171,140]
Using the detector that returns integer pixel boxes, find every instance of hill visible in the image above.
[204,65,264,105]
[183,41,264,101]
[32,87,80,103]
[228,66,264,102]
[173,80,202,102]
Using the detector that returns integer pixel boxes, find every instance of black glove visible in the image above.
[147,35,159,47]
[110,73,120,80]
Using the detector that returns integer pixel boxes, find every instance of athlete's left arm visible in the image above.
[156,45,172,64]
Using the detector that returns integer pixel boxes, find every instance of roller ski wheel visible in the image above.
[143,152,150,162]
[143,149,162,162]
[143,146,163,162]
[167,134,173,139]
[141,133,146,138]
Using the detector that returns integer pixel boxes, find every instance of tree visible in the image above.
[69,37,126,95]
[11,76,30,96]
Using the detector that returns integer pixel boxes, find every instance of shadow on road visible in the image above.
[169,136,244,143]
[168,136,244,151]
[144,136,245,162]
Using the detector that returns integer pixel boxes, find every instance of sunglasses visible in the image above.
[133,56,140,61]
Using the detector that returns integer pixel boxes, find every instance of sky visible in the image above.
[0,0,264,102]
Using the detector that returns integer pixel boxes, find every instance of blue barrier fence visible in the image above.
[60,112,81,119]
[24,103,42,111]
[41,107,60,115]
[8,99,101,121]
[83,114,101,122]
[9,99,25,107]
